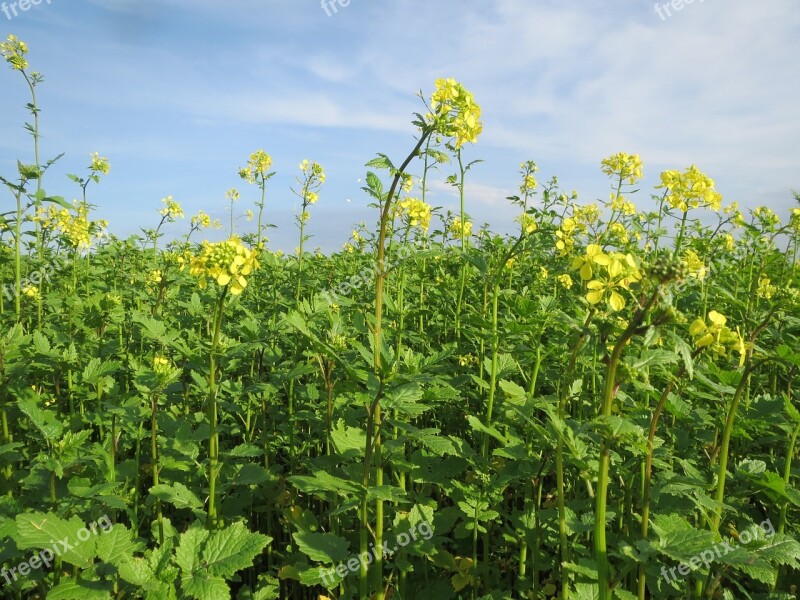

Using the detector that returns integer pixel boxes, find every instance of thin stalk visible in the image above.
[206,289,228,530]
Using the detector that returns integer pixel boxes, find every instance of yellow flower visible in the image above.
[657,165,722,212]
[556,274,573,289]
[148,270,163,285]
[574,204,601,227]
[153,355,173,378]
[516,214,538,234]
[610,194,637,216]
[555,217,579,256]
[571,244,611,281]
[245,210,254,222]
[538,266,549,281]
[159,195,184,220]
[22,284,39,300]
[683,249,707,280]
[305,191,319,205]
[89,152,111,175]
[0,35,29,71]
[608,222,629,244]
[402,174,414,193]
[191,210,212,230]
[189,236,259,296]
[583,253,641,312]
[239,150,273,184]
[757,277,777,300]
[449,217,473,238]
[395,198,432,231]
[723,233,735,251]
[689,310,745,366]
[601,152,643,185]
[428,78,483,149]
[226,188,240,202]
[753,206,781,228]
[790,208,800,234]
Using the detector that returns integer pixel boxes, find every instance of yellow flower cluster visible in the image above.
[0,35,28,71]
[22,284,39,300]
[226,188,240,202]
[574,204,601,227]
[153,355,173,378]
[88,152,111,175]
[516,214,538,234]
[35,203,99,249]
[458,354,479,367]
[791,208,800,234]
[753,206,781,228]
[571,245,642,312]
[689,311,745,366]
[684,249,707,280]
[555,217,579,256]
[239,150,273,184]
[556,274,573,289]
[191,210,214,230]
[189,237,259,296]
[402,174,414,193]
[657,165,722,212]
[723,202,745,227]
[159,196,184,220]
[601,152,643,185]
[428,78,483,149]
[538,267,549,280]
[395,198,432,231]
[449,217,473,238]
[610,194,637,216]
[757,277,777,300]
[608,222,629,244]
[300,160,326,185]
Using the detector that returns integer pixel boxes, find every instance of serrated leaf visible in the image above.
[14,511,98,568]
[202,522,271,578]
[96,523,141,565]
[48,580,113,599]
[150,483,203,510]
[293,531,350,564]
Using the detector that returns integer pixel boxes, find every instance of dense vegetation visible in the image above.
[2,34,800,600]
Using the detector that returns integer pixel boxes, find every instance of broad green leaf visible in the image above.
[293,531,350,564]
[202,522,271,578]
[14,511,99,568]
[150,483,203,510]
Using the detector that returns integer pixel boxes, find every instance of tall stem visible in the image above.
[206,289,227,530]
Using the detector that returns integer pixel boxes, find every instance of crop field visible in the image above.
[1,33,800,600]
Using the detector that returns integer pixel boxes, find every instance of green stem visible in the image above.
[151,393,164,544]
[206,289,228,530]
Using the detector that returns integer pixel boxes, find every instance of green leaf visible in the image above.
[293,531,350,564]
[330,420,367,458]
[96,524,142,565]
[202,522,271,578]
[180,573,230,600]
[14,511,99,568]
[17,395,64,442]
[150,483,203,511]
[48,580,113,600]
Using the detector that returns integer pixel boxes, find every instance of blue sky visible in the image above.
[1,0,799,252]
